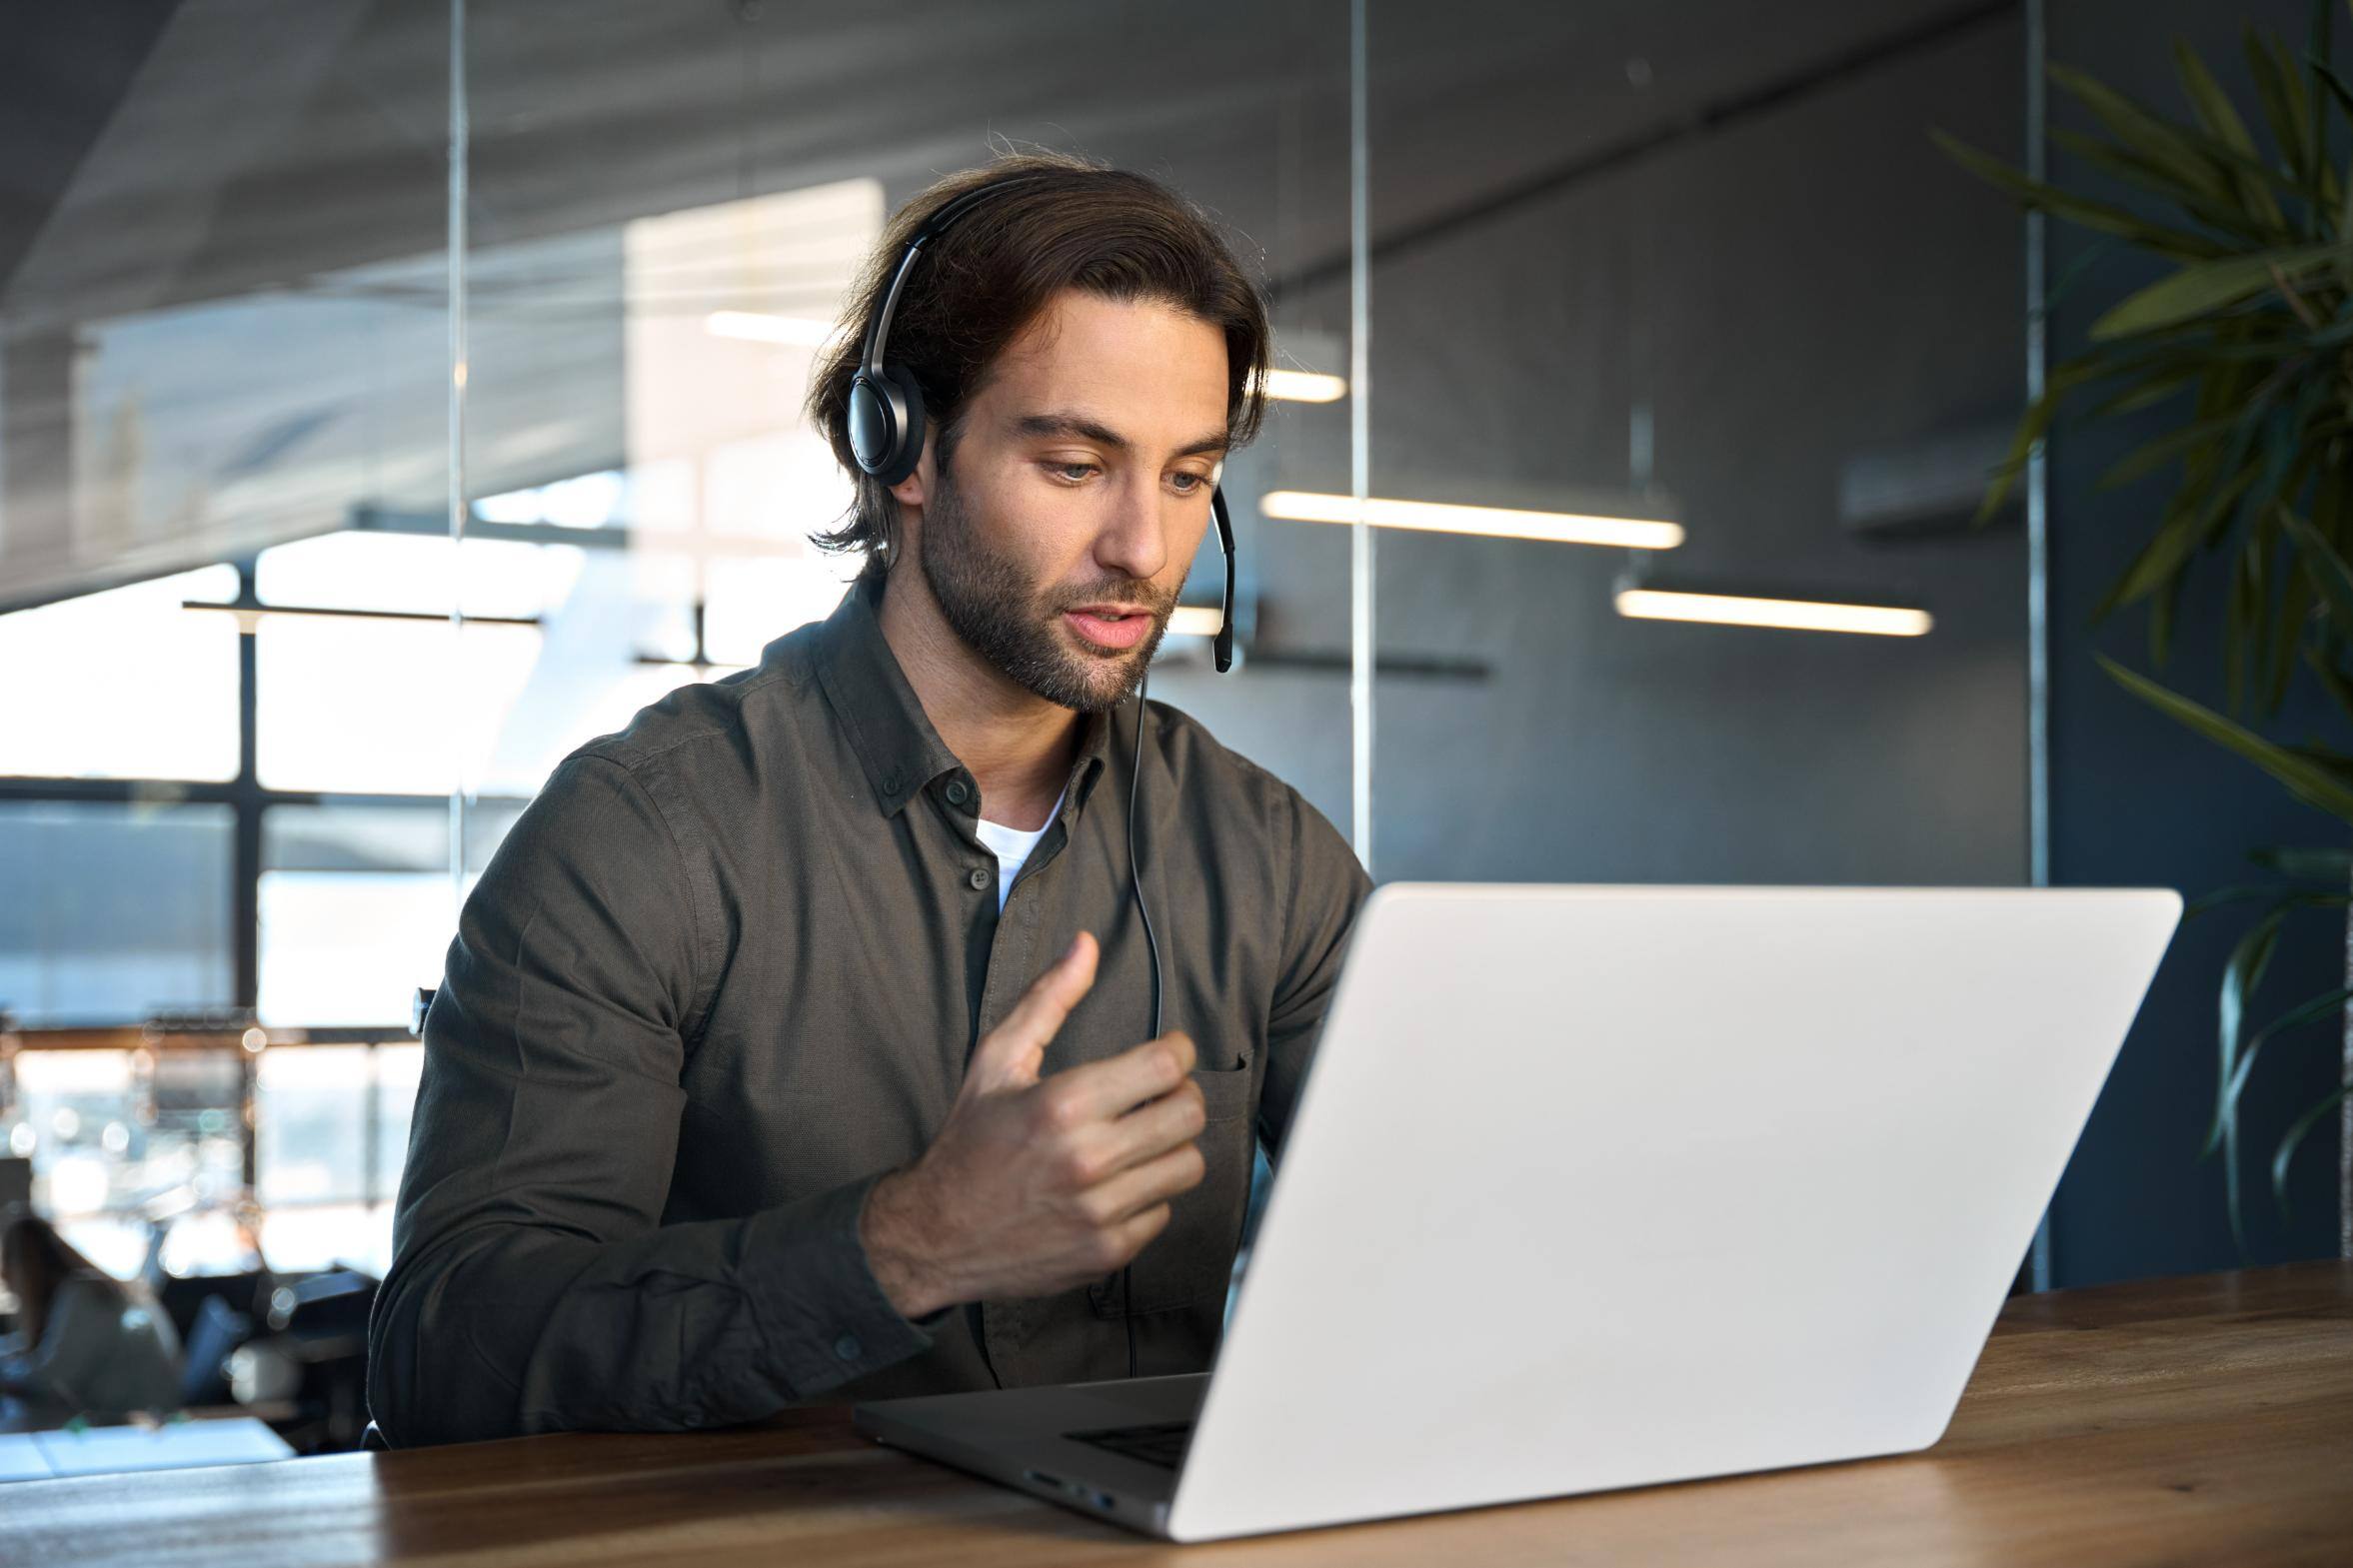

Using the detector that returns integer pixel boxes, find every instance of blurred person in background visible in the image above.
[0,1213,184,1432]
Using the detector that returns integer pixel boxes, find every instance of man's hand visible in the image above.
[858,930,1208,1319]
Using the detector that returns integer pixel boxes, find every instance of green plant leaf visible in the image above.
[2224,380,2332,568]
[2339,139,2353,289]
[2187,879,2333,915]
[2096,412,2255,491]
[2049,128,2296,247]
[2036,235,2125,324]
[2207,902,2286,1190]
[2090,243,2339,338]
[2301,642,2353,724]
[2098,654,2353,821]
[2271,1075,2353,1211]
[2051,60,2241,202]
[2286,742,2353,776]
[2152,556,2193,668]
[2282,505,2353,631]
[2277,32,2340,219]
[2086,370,2198,419]
[2226,535,2257,712]
[2314,459,2353,602]
[1976,358,2118,522]
[2247,28,2314,180]
[2098,465,2256,620]
[2181,38,2267,156]
[2248,844,2353,879]
[2260,544,2313,712]
[1931,129,2229,260]
[2180,42,2282,237]
[2210,978,2353,1157]
[2307,49,2353,128]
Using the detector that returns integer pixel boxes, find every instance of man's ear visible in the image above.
[887,430,936,510]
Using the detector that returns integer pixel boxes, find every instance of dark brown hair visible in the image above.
[1,1213,119,1349]
[805,151,1272,579]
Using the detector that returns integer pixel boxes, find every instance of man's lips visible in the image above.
[1063,607,1156,651]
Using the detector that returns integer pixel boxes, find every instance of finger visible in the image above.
[1080,1074,1207,1179]
[1079,1140,1206,1228]
[1045,1029,1196,1123]
[966,931,1098,1093]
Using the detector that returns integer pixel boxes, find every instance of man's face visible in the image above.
[904,289,1229,714]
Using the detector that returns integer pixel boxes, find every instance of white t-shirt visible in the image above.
[974,783,1069,914]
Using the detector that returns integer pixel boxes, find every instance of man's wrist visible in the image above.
[859,1166,954,1321]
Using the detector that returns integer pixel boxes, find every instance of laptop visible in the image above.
[854,883,2181,1541]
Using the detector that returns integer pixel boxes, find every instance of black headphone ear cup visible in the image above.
[846,370,902,477]
[879,373,928,486]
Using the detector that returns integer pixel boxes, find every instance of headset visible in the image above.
[845,172,1238,1382]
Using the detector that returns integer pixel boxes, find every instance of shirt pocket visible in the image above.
[1089,1054,1255,1318]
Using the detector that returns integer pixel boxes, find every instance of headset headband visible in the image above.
[860,174,1051,381]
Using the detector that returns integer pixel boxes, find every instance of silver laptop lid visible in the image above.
[1170,884,2178,1541]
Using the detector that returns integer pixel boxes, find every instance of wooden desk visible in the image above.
[5,1261,2349,1565]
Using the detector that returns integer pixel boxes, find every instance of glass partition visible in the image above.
[1356,0,2029,887]
[0,0,2052,1301]
[0,3,454,1270]
[451,0,1362,850]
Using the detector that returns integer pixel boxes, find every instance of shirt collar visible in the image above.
[811,573,1118,821]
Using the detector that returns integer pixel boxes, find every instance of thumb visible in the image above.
[967,931,1099,1094]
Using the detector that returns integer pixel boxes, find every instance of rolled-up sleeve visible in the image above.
[1256,790,1372,1165]
[366,752,939,1447]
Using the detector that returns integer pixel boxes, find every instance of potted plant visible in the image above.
[1936,3,2351,1257]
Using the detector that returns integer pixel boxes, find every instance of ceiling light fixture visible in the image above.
[1262,491,1683,550]
[703,310,837,348]
[183,600,540,634]
[1613,584,1931,637]
[1249,368,1348,403]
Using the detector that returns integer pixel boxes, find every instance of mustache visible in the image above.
[1046,581,1176,618]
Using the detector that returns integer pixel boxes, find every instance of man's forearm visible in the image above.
[370,1172,937,1446]
[859,1165,958,1320]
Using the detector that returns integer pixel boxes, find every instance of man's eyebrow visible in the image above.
[1010,412,1229,460]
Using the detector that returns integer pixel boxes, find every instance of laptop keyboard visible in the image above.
[1065,1419,1195,1470]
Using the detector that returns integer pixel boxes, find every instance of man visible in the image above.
[367,152,1370,1447]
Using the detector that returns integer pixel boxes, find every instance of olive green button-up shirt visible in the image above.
[367,573,1371,1447]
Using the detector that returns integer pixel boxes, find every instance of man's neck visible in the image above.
[874,568,1082,832]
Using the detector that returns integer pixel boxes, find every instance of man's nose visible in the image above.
[1095,472,1169,586]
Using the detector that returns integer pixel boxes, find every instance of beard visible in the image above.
[918,460,1173,713]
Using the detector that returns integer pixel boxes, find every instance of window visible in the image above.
[0,801,235,1026]
[0,566,241,782]
[257,801,517,1026]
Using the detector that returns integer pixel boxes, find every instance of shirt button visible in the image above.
[834,1334,862,1362]
[967,865,991,891]
[882,769,904,795]
[945,780,969,805]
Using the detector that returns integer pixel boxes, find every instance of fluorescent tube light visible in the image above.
[184,601,540,633]
[1613,587,1931,637]
[1167,606,1225,637]
[1262,491,1683,550]
[1248,368,1348,403]
[704,311,837,348]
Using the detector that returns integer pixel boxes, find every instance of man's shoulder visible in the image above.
[1142,699,1349,850]
[561,628,824,792]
